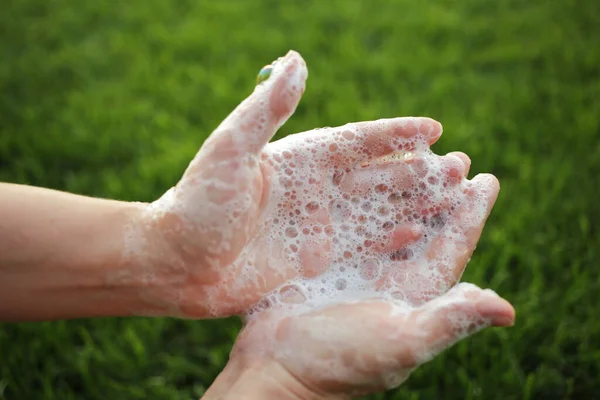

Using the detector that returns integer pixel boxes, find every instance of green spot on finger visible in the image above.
[256,65,273,85]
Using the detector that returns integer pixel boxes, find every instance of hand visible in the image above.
[215,283,514,399]
[122,50,494,319]
[209,167,513,398]
[201,135,513,397]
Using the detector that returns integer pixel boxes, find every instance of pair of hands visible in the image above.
[123,50,514,398]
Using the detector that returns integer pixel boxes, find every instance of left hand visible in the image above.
[122,50,501,323]
[122,50,477,319]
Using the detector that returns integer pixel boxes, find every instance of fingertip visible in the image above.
[385,117,442,143]
[447,151,471,177]
[453,284,514,327]
[475,292,515,327]
[267,50,308,124]
[468,173,500,208]
[285,49,307,70]
[283,49,309,86]
[494,305,516,327]
[421,117,443,145]
[440,154,467,184]
[470,173,500,192]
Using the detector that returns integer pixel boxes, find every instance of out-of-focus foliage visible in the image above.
[1,0,599,399]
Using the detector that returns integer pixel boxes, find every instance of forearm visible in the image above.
[0,183,153,321]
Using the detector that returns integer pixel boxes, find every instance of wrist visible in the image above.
[112,199,192,317]
[120,194,218,319]
[203,356,346,400]
[47,200,157,319]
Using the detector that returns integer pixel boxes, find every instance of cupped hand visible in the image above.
[226,283,514,398]
[124,50,497,318]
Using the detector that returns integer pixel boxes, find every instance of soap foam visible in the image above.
[223,121,496,391]
[241,122,489,316]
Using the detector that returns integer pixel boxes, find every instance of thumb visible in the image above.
[200,50,308,162]
[409,282,515,364]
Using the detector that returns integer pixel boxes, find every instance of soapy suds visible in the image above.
[120,50,499,390]
[238,122,492,314]
[234,118,493,390]
[232,118,493,390]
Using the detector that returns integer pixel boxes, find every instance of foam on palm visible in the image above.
[242,121,492,316]
[227,116,497,391]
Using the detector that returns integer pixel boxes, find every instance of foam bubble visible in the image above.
[237,124,490,319]
[137,116,491,389]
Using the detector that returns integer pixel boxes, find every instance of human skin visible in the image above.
[0,49,514,398]
[203,284,514,399]
[0,50,504,322]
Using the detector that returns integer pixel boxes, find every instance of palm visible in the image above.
[191,119,457,314]
[223,137,509,396]
[231,283,514,397]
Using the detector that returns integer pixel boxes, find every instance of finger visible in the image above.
[446,151,471,178]
[344,153,463,210]
[195,50,308,167]
[430,154,467,187]
[460,173,500,248]
[425,173,500,285]
[342,159,459,233]
[306,117,443,168]
[353,117,443,160]
[339,160,416,195]
[406,282,514,364]
[448,173,500,279]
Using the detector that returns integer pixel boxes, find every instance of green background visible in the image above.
[1,0,599,399]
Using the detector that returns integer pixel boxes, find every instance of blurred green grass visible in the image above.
[1,0,599,399]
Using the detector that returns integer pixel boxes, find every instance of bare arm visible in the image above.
[0,183,152,321]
